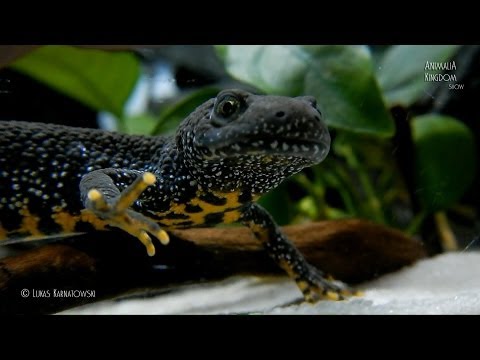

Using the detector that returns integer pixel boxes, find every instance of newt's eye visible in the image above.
[216,95,240,118]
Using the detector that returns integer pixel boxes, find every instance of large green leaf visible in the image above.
[216,45,394,137]
[378,45,460,106]
[10,45,140,118]
[412,114,476,212]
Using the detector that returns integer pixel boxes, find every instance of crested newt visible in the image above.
[0,89,352,301]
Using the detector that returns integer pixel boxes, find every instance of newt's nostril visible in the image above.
[276,111,285,118]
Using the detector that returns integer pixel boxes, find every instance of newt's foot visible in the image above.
[297,264,361,303]
[87,172,169,256]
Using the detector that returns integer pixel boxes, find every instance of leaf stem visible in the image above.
[341,145,386,223]
[434,211,458,252]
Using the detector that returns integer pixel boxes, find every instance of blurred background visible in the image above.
[0,45,478,255]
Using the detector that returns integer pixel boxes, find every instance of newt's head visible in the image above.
[177,89,330,194]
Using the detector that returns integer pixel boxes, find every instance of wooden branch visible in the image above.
[171,219,427,282]
[0,219,426,314]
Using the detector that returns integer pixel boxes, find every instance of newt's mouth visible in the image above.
[196,111,331,164]
[208,134,330,164]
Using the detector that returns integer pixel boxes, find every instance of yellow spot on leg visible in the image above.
[296,280,310,292]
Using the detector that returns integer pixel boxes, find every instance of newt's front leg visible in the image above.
[241,203,352,302]
[79,168,169,256]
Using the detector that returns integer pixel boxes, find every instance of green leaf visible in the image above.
[10,45,140,118]
[152,86,221,135]
[216,45,394,137]
[378,45,460,106]
[124,113,158,135]
[412,114,476,212]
